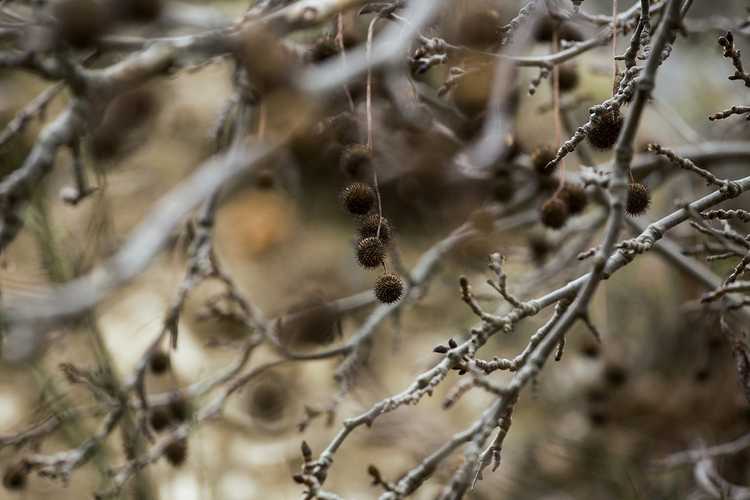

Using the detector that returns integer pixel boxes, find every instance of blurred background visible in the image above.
[2,0,750,498]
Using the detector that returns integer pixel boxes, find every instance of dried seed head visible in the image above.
[341,182,375,215]
[375,273,404,304]
[357,237,386,268]
[164,438,188,467]
[531,145,557,176]
[149,350,171,375]
[2,462,28,491]
[560,183,588,215]
[149,407,171,433]
[587,110,624,150]
[626,182,650,216]
[340,145,372,179]
[358,215,392,243]
[558,63,579,93]
[540,197,569,229]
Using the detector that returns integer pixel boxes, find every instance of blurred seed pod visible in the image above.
[454,9,502,48]
[540,197,569,229]
[169,397,190,423]
[280,294,341,347]
[531,145,557,176]
[247,376,289,423]
[164,438,188,467]
[2,462,28,491]
[89,88,159,161]
[452,65,493,119]
[149,407,171,433]
[557,63,579,93]
[308,35,340,63]
[52,0,112,49]
[149,350,171,375]
[113,0,162,22]
[527,233,552,264]
[534,17,584,43]
[587,110,623,150]
[234,26,296,95]
[340,145,373,180]
[560,183,588,215]
[603,363,628,387]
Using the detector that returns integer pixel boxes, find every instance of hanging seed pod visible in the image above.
[2,462,29,491]
[558,63,579,93]
[149,407,171,433]
[164,438,188,467]
[625,182,650,216]
[587,110,624,150]
[341,182,375,215]
[560,183,588,215]
[531,145,557,176]
[358,214,392,243]
[340,145,372,179]
[356,237,386,268]
[149,350,171,375]
[540,197,569,229]
[375,273,404,304]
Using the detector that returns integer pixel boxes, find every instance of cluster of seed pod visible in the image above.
[340,176,404,304]
[532,145,590,230]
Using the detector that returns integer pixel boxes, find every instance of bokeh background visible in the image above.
[2,0,750,498]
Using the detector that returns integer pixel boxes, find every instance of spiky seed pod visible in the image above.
[531,146,557,176]
[340,145,372,179]
[149,407,171,433]
[587,110,624,150]
[164,438,188,467]
[540,197,569,229]
[169,397,190,423]
[358,214,392,243]
[625,182,650,216]
[560,183,588,215]
[3,462,28,491]
[341,182,375,215]
[558,64,579,93]
[375,273,404,304]
[149,350,170,375]
[357,237,386,268]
